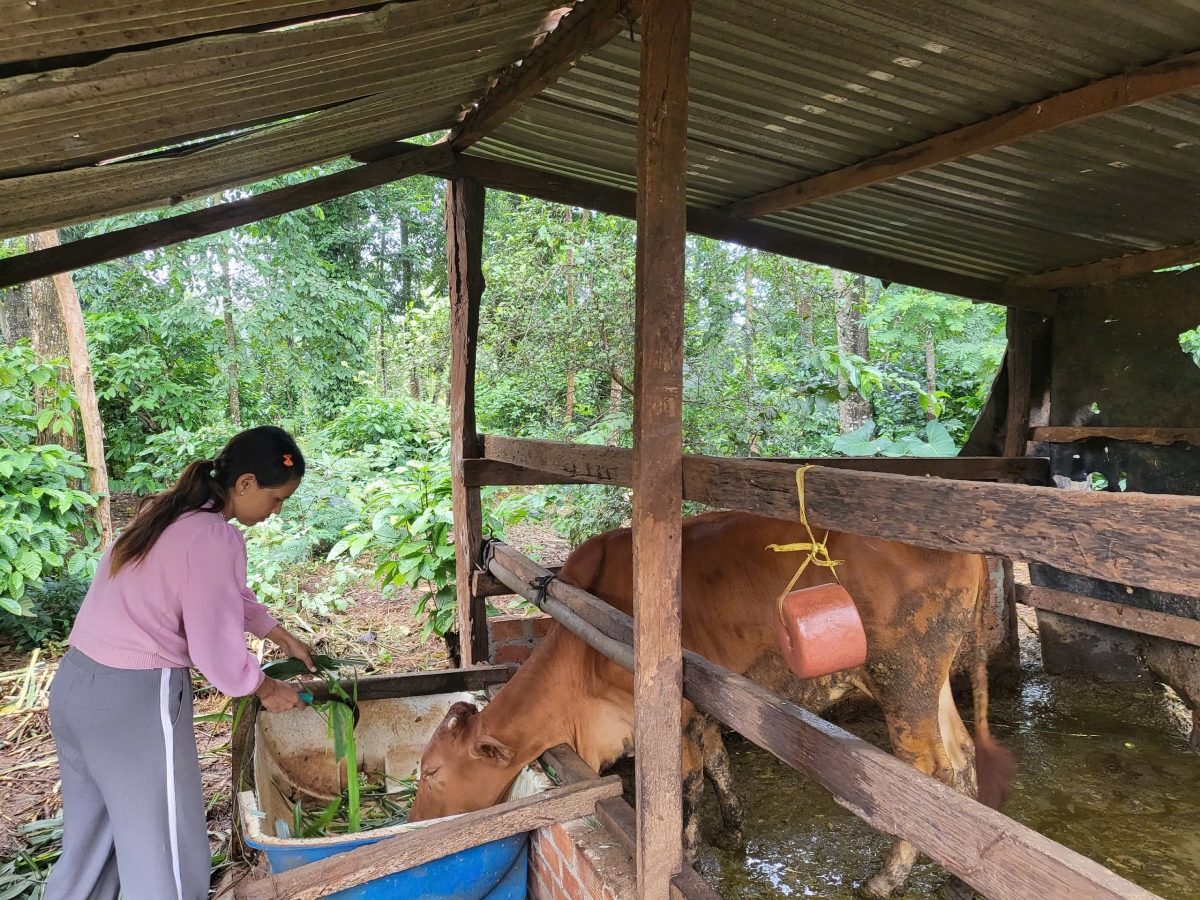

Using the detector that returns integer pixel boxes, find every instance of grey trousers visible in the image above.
[45,648,210,900]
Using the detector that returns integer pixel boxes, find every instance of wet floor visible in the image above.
[694,630,1200,899]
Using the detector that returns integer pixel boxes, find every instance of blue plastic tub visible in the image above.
[242,828,528,900]
[239,690,548,900]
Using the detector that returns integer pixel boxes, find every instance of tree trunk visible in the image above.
[564,208,576,423]
[218,246,242,426]
[2,284,33,348]
[795,290,814,348]
[743,258,755,382]
[607,371,623,445]
[925,325,937,422]
[833,270,872,434]
[27,233,77,450]
[401,218,421,400]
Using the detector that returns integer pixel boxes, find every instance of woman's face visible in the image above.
[225,475,301,527]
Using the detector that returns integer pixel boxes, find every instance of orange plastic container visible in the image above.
[775,582,868,679]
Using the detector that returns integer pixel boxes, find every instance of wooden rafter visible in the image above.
[436,153,1058,313]
[0,1,380,67]
[1018,239,1200,289]
[448,0,638,150]
[721,49,1200,221]
[0,144,453,290]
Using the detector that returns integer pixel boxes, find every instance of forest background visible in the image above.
[0,159,1009,654]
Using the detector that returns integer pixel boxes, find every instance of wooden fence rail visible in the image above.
[484,541,1162,900]
[1017,584,1200,647]
[480,435,1200,598]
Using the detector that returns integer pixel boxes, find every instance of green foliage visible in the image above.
[832,419,958,458]
[0,576,89,648]
[0,344,97,618]
[327,446,531,643]
[123,422,239,494]
[321,395,447,454]
[1180,327,1200,367]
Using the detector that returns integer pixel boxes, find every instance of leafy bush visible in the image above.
[1181,327,1200,367]
[0,344,98,617]
[0,577,89,647]
[832,419,958,458]
[121,422,240,494]
[321,396,447,455]
[328,445,531,642]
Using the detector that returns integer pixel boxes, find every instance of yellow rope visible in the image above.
[766,465,843,615]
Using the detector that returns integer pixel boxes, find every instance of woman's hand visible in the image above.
[265,624,317,673]
[255,676,306,713]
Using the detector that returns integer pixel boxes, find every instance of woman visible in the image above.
[47,426,316,900]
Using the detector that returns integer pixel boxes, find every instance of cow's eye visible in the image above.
[422,767,440,779]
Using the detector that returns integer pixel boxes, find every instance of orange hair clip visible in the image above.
[283,454,294,467]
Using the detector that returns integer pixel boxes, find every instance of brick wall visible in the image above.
[487,612,553,665]
[529,819,636,900]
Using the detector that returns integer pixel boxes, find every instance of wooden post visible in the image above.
[446,177,488,666]
[1003,308,1033,458]
[633,2,690,899]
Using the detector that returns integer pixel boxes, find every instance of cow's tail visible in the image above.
[970,557,1016,809]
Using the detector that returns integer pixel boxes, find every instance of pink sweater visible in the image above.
[69,509,279,697]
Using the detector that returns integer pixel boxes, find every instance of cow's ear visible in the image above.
[440,701,478,734]
[470,735,516,766]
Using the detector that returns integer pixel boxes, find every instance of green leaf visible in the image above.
[924,419,957,457]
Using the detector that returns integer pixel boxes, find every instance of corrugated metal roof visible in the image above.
[468,0,1200,280]
[6,0,1200,283]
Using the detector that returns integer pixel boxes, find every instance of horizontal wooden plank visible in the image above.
[428,155,1058,314]
[485,545,1160,900]
[1017,584,1200,648]
[0,145,453,289]
[0,83,472,240]
[305,664,514,703]
[0,0,551,178]
[237,775,624,900]
[481,436,1200,597]
[1019,239,1200,290]
[0,1,376,66]
[1029,427,1200,447]
[720,49,1200,221]
[462,458,596,486]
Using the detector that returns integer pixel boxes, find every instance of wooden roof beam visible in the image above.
[438,153,1058,313]
[1017,239,1200,289]
[448,0,639,150]
[721,49,1200,221]
[0,144,452,290]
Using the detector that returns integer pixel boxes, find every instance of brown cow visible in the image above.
[409,511,1013,898]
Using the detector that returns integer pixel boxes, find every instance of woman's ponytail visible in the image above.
[109,427,303,574]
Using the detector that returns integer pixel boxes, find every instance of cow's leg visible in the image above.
[682,713,707,864]
[865,679,978,899]
[701,717,744,848]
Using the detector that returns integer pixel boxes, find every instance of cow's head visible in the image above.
[407,701,520,821]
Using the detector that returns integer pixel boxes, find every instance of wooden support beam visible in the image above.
[1017,584,1200,648]
[304,665,514,703]
[0,144,453,289]
[721,49,1200,221]
[462,458,595,486]
[485,543,1162,900]
[236,775,624,900]
[632,0,689,895]
[425,153,1057,313]
[1003,308,1034,459]
[1029,427,1200,447]
[1019,239,1200,290]
[446,176,489,667]
[450,0,638,149]
[480,436,1200,598]
[479,436,1050,483]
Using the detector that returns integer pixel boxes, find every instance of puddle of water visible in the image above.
[696,670,1200,899]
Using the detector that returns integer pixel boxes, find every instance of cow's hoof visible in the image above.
[862,873,903,899]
